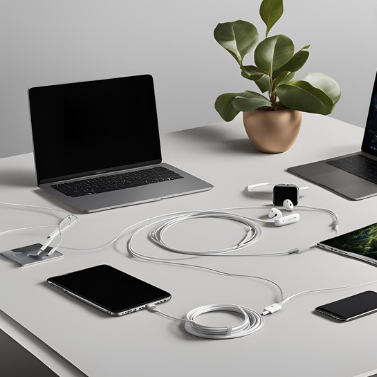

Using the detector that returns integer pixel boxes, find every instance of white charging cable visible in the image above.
[0,201,77,256]
[147,303,264,339]
[60,204,337,255]
[126,211,318,270]
[147,275,377,340]
[32,214,77,256]
[118,205,333,340]
[262,277,377,316]
[149,211,262,255]
[0,200,349,341]
[296,204,340,232]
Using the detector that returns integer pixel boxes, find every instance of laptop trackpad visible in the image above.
[313,170,377,198]
[337,181,377,198]
[312,170,363,189]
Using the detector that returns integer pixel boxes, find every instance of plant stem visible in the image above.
[270,91,278,111]
[269,76,278,111]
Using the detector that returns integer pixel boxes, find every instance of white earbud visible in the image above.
[268,206,300,226]
[274,213,300,227]
[283,199,294,211]
[268,208,282,219]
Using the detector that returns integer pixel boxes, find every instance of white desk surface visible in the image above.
[1,113,377,377]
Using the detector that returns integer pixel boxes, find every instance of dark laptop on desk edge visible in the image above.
[288,72,377,200]
[28,74,213,213]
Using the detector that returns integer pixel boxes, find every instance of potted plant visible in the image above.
[214,0,341,153]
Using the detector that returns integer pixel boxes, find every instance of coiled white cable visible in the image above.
[184,304,264,339]
[149,211,261,255]
[148,303,264,340]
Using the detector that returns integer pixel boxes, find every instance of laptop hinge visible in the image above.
[39,159,162,185]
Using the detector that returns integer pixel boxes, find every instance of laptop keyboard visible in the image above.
[326,154,377,184]
[51,167,184,197]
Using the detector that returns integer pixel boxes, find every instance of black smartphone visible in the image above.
[47,265,171,316]
[315,291,377,321]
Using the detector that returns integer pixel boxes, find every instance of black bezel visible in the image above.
[361,71,377,156]
[28,75,162,185]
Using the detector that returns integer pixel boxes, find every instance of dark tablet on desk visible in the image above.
[318,222,377,266]
[47,264,171,316]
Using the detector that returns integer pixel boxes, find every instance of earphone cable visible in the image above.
[296,204,339,232]
[0,201,75,216]
[59,204,338,253]
[279,278,377,307]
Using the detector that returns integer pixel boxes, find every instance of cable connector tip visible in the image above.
[333,219,340,231]
[262,303,282,316]
[146,303,158,312]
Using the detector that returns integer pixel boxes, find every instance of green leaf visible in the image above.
[276,80,335,115]
[214,20,258,66]
[241,70,252,81]
[254,35,294,76]
[273,71,295,90]
[260,0,284,37]
[254,75,271,93]
[215,93,242,121]
[301,44,310,50]
[233,91,272,112]
[302,72,341,105]
[273,50,309,79]
[241,65,266,80]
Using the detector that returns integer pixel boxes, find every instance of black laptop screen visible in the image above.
[362,73,377,156]
[29,75,162,184]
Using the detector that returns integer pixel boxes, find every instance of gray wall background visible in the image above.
[1,0,377,158]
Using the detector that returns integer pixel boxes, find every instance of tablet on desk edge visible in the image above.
[317,222,377,267]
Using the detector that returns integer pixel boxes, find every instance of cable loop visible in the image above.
[149,211,262,255]
[183,304,264,339]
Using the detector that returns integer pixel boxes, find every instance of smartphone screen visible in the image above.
[47,265,171,316]
[315,291,377,321]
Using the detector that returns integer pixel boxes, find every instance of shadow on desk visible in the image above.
[33,189,82,215]
[175,126,261,155]
[242,190,273,201]
[0,168,37,188]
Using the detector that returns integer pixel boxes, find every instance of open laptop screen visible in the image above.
[362,72,377,156]
[29,75,162,184]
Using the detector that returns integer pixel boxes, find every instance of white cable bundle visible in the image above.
[149,211,261,255]
[184,304,264,339]
[148,303,264,340]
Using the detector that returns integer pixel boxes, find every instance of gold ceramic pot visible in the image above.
[243,109,302,153]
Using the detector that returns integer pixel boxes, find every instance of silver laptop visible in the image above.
[288,72,377,200]
[28,75,213,212]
